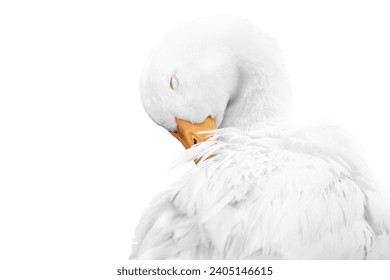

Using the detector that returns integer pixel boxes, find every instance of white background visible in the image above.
[1,0,390,279]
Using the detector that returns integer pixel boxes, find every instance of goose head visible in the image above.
[140,17,291,149]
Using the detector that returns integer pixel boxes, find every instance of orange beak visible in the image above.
[170,116,216,149]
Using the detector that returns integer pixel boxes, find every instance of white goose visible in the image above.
[131,17,390,259]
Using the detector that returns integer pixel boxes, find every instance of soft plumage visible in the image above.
[131,125,390,259]
[131,17,390,259]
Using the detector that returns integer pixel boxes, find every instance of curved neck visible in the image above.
[220,62,291,131]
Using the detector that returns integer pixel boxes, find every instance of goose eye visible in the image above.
[170,76,178,90]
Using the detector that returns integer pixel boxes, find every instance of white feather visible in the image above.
[131,125,390,259]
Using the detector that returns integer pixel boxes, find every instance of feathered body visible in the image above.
[131,17,390,259]
[131,125,390,259]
